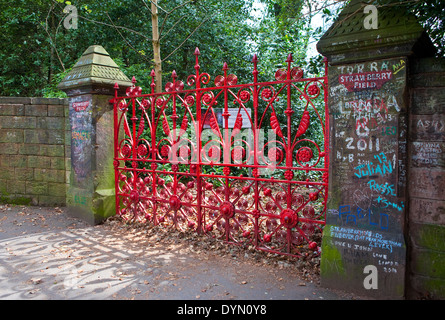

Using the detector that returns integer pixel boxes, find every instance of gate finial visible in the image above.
[252,54,258,80]
[286,53,293,63]
[150,69,156,93]
[194,47,200,74]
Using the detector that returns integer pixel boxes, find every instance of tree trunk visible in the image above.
[152,0,162,93]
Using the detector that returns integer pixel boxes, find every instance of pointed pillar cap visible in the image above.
[57,45,133,92]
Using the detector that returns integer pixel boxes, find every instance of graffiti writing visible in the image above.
[381,126,397,136]
[354,152,393,178]
[72,101,89,112]
[367,180,396,196]
[72,129,91,141]
[417,119,445,133]
[339,205,389,230]
[330,226,403,253]
[412,142,443,166]
[374,196,404,212]
[339,70,392,91]
[392,59,406,75]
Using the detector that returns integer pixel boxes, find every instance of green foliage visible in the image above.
[0,0,256,97]
[376,0,445,56]
[42,67,71,98]
[0,0,443,98]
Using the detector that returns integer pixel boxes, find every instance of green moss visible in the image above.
[414,224,445,252]
[422,278,445,299]
[92,147,117,223]
[92,188,116,224]
[0,191,32,205]
[412,275,445,299]
[413,250,445,279]
[411,224,445,290]
[320,225,347,278]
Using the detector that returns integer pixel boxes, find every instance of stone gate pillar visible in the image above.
[317,0,436,299]
[58,45,132,224]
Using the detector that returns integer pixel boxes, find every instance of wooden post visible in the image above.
[152,0,162,93]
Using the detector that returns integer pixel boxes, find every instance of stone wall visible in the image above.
[407,57,445,299]
[0,97,69,206]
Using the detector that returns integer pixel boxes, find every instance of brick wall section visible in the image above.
[0,97,69,206]
[407,57,445,299]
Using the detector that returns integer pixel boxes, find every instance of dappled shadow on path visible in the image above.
[0,220,193,299]
[0,206,360,300]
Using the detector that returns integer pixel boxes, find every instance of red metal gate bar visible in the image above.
[111,48,329,258]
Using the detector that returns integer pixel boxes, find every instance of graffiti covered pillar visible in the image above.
[58,45,132,224]
[317,0,436,298]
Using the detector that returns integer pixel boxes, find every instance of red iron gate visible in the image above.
[111,48,329,257]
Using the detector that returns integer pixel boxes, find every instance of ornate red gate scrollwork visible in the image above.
[111,48,329,257]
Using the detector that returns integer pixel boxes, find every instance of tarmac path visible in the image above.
[0,204,364,302]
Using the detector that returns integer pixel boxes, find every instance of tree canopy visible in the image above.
[0,0,443,97]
